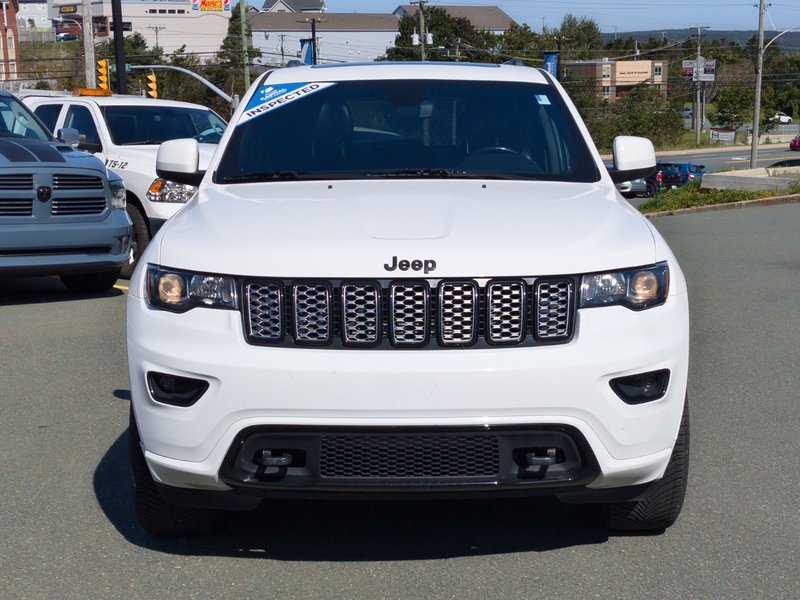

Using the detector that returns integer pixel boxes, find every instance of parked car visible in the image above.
[0,91,130,293]
[615,177,647,198]
[790,136,800,151]
[772,112,793,125]
[656,162,705,186]
[645,163,682,195]
[22,93,226,277]
[127,61,691,536]
[768,158,800,168]
[55,33,79,42]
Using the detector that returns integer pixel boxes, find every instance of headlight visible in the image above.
[146,178,197,203]
[109,173,126,209]
[580,262,669,310]
[146,265,238,312]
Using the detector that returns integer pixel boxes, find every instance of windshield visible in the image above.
[0,97,51,141]
[216,79,599,183]
[104,105,227,145]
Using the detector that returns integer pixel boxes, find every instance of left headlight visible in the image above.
[580,262,669,311]
[146,178,197,203]
[146,265,238,312]
[109,173,126,209]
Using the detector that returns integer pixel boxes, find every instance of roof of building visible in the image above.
[261,0,325,12]
[249,12,400,32]
[394,4,515,31]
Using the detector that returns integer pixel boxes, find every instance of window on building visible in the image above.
[602,65,610,78]
[655,66,662,76]
[602,86,611,99]
[109,22,133,32]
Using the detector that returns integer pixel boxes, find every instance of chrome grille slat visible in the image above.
[0,174,34,190]
[293,283,332,343]
[535,281,573,340]
[51,197,107,216]
[341,283,381,345]
[243,278,574,348]
[0,199,33,216]
[487,281,526,344]
[438,281,477,346]
[389,282,429,346]
[52,174,105,190]
[246,282,284,342]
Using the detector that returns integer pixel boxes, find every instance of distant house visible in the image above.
[393,4,515,35]
[249,12,398,65]
[262,0,326,13]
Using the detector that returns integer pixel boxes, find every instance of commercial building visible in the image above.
[562,59,668,102]
[48,0,231,55]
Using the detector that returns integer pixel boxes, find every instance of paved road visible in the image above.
[658,146,796,172]
[1,204,799,599]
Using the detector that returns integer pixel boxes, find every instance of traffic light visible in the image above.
[146,73,157,99]
[96,59,109,90]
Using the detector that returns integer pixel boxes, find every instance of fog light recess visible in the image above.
[146,371,209,406]
[610,369,670,405]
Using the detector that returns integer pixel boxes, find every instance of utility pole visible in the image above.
[148,25,165,49]
[411,0,427,60]
[81,0,95,87]
[750,0,766,168]
[111,0,126,93]
[239,0,250,90]
[693,24,709,145]
[279,33,286,66]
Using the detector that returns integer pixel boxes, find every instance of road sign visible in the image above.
[109,63,132,74]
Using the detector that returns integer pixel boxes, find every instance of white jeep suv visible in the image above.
[127,62,690,535]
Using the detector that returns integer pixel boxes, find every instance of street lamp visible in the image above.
[750,17,799,167]
[55,16,82,36]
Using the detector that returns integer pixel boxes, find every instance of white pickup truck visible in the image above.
[22,94,225,277]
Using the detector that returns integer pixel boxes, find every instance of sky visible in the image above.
[322,1,800,34]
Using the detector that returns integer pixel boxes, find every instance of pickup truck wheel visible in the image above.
[128,408,216,536]
[603,397,690,532]
[60,269,120,294]
[121,204,150,279]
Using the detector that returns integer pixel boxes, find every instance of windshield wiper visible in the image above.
[365,168,472,178]
[221,171,311,183]
[121,140,166,146]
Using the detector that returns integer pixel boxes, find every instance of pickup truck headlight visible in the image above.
[580,262,669,310]
[146,265,238,312]
[146,178,197,203]
[109,173,126,209]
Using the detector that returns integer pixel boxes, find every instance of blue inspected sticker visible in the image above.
[534,94,551,106]
[238,82,336,125]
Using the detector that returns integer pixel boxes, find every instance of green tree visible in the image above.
[552,14,603,60]
[383,7,495,62]
[496,23,546,66]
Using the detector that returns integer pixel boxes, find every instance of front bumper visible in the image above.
[0,208,131,275]
[127,282,689,497]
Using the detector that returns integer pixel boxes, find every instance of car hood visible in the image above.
[155,180,657,278]
[0,138,105,170]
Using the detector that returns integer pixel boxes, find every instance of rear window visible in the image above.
[216,79,600,184]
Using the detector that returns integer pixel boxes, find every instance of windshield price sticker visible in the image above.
[238,82,336,125]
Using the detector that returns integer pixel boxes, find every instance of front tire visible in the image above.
[121,203,150,279]
[644,182,657,198]
[60,269,120,294]
[603,398,690,532]
[128,408,216,536]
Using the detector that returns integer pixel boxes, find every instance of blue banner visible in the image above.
[543,52,559,79]
[300,39,314,65]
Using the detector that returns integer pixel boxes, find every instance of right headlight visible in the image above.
[580,262,669,310]
[146,178,197,203]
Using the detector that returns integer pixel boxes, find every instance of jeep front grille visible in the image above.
[244,278,575,349]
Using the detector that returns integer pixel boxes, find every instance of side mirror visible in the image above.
[608,136,656,184]
[57,127,80,148]
[76,133,102,153]
[156,138,205,187]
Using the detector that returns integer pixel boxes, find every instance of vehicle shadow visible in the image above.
[0,276,124,305]
[95,427,610,559]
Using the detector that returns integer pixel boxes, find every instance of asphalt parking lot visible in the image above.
[1,203,799,599]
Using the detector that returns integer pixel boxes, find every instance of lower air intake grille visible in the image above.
[243,277,575,349]
[320,434,499,478]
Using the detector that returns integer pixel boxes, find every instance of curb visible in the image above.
[643,193,800,218]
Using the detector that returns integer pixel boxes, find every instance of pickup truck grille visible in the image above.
[244,278,575,349]
[52,174,105,190]
[51,196,107,216]
[0,198,33,216]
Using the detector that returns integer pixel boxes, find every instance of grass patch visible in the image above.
[638,180,800,213]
